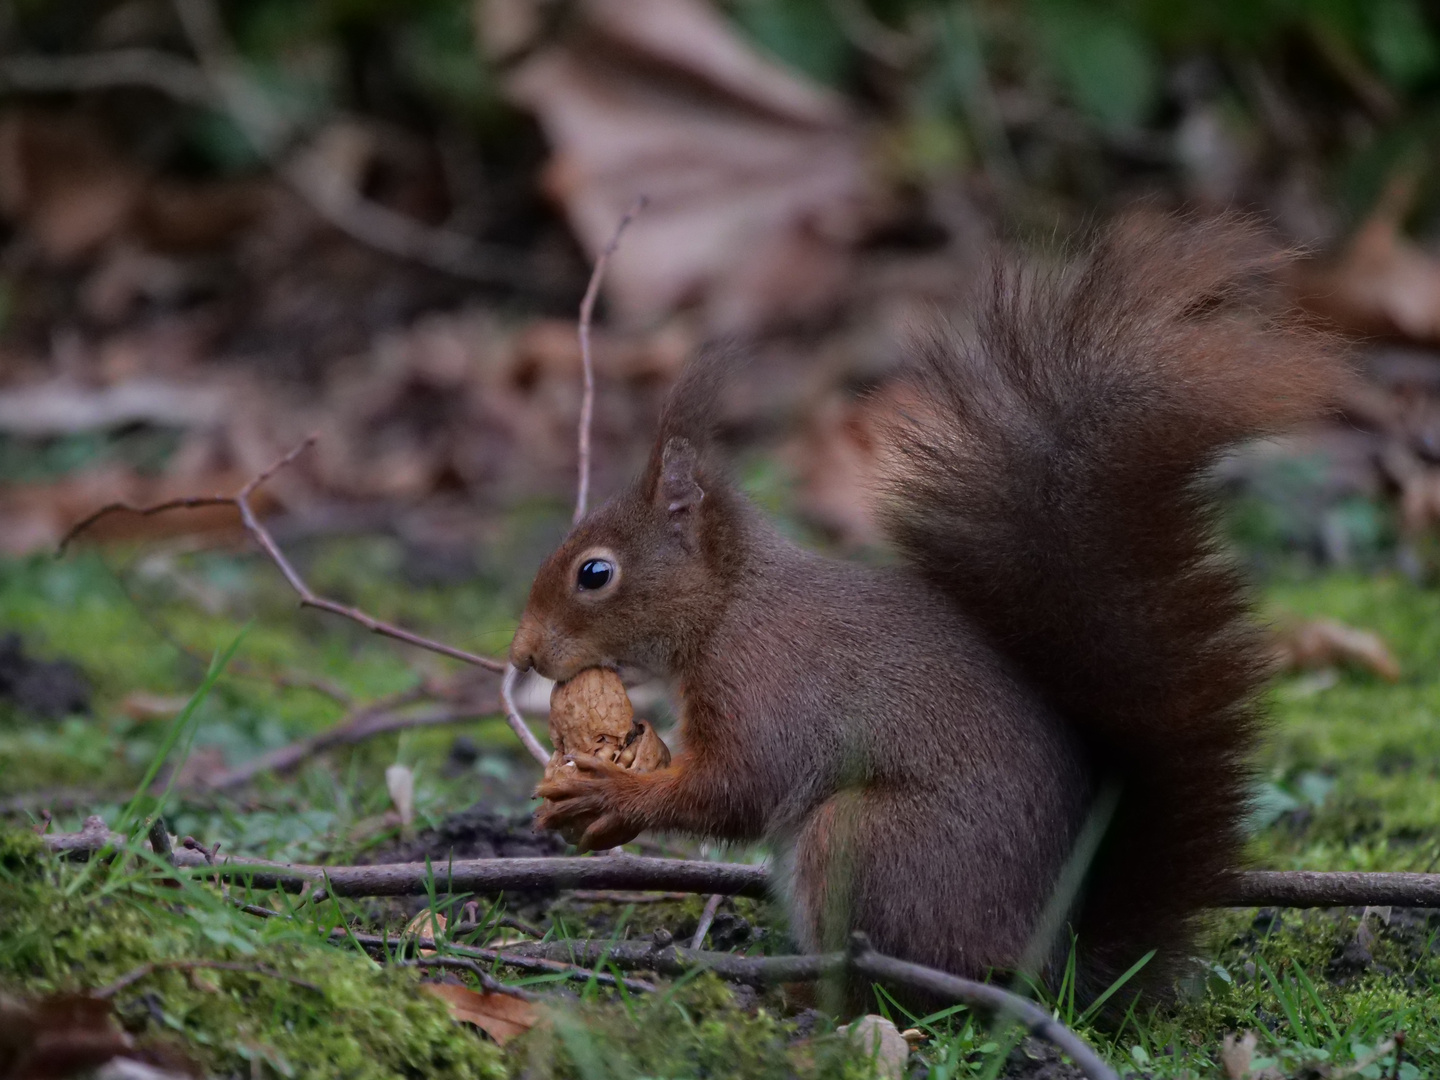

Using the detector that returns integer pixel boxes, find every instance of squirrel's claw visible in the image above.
[534,755,637,848]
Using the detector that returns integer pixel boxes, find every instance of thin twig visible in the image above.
[509,936,834,986]
[502,664,552,766]
[94,959,322,999]
[691,893,723,949]
[270,672,356,706]
[59,437,505,674]
[198,697,493,791]
[395,957,540,1001]
[503,934,1116,1080]
[848,937,1117,1080]
[344,930,656,993]
[569,890,694,904]
[574,195,646,524]
[1219,871,1440,908]
[452,915,546,941]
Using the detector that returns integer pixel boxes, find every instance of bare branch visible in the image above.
[849,938,1117,1080]
[59,437,506,674]
[394,957,540,1001]
[502,665,553,766]
[506,934,1118,1080]
[43,827,771,898]
[574,196,646,524]
[510,935,830,986]
[344,930,657,994]
[40,825,1440,910]
[1221,870,1440,908]
[452,914,545,941]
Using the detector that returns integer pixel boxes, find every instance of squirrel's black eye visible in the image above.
[577,558,615,591]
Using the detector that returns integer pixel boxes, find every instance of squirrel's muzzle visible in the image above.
[509,613,544,673]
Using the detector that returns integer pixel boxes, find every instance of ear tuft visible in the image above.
[659,437,704,515]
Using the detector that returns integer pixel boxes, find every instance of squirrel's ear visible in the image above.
[658,437,704,540]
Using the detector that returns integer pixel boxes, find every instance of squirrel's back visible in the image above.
[880,212,1346,987]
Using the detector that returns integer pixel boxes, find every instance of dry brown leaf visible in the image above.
[783,380,937,549]
[784,391,892,548]
[1292,173,1440,343]
[0,992,135,1079]
[1382,444,1440,536]
[120,693,193,722]
[1273,619,1401,682]
[0,465,271,556]
[0,111,149,263]
[405,909,447,956]
[421,983,538,1046]
[487,0,876,334]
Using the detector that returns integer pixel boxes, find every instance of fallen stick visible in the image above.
[44,821,769,898]
[395,957,540,1001]
[507,934,1117,1080]
[343,929,657,994]
[1221,870,1440,908]
[42,823,1440,908]
[507,936,834,987]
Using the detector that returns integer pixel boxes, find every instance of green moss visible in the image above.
[0,832,505,1080]
[1256,573,1440,871]
[510,974,877,1080]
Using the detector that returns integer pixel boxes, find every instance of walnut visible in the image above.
[543,667,670,784]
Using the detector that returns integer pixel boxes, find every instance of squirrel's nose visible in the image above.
[509,614,543,672]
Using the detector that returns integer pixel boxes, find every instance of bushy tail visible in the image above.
[881,213,1346,988]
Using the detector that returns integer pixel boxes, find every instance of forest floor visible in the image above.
[2,495,1438,1079]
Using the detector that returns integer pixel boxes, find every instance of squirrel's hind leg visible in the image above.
[783,786,1065,987]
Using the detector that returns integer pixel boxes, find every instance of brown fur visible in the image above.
[511,213,1347,993]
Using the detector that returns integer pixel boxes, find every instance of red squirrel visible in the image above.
[509,214,1345,991]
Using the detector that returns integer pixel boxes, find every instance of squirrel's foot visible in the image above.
[534,754,641,851]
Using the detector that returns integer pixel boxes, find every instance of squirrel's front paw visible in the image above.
[534,755,639,851]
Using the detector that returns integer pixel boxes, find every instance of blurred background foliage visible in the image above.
[6,0,1440,218]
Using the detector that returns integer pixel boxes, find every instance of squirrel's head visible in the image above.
[510,352,748,682]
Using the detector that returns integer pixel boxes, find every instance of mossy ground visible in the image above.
[3,542,1440,1078]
